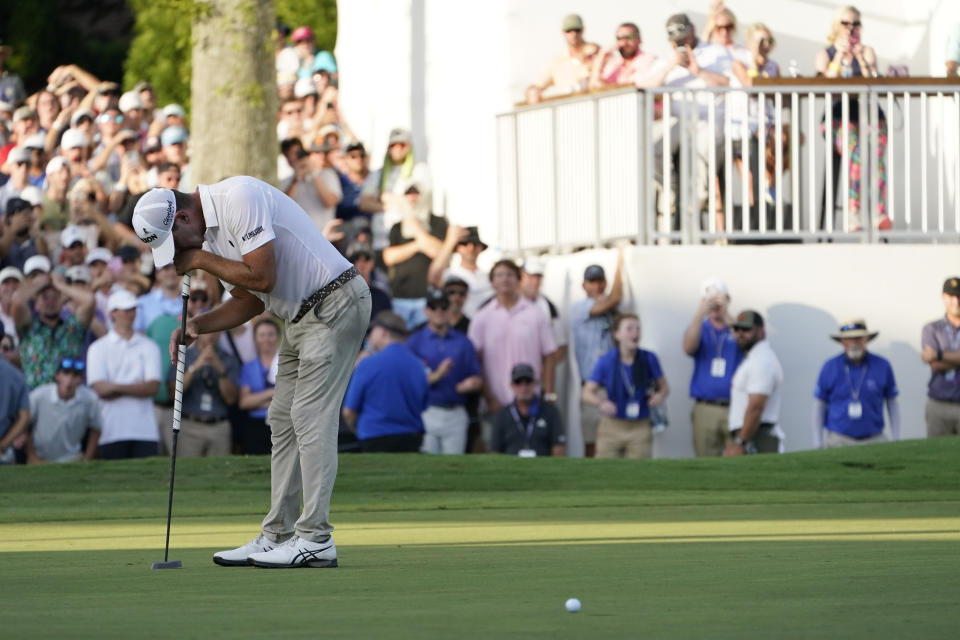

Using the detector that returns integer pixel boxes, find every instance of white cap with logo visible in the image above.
[132,188,177,268]
[107,288,139,312]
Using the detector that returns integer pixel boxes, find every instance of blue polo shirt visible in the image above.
[689,319,742,399]
[343,342,429,440]
[0,359,30,439]
[814,352,898,439]
[589,347,664,420]
[406,325,480,407]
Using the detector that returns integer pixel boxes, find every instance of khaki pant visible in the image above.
[262,277,371,543]
[155,405,174,456]
[596,417,652,459]
[691,401,729,457]
[925,398,960,437]
[825,430,888,448]
[177,417,231,457]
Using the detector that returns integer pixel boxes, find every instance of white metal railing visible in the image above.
[496,81,960,250]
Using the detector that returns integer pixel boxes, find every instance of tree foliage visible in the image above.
[124,0,337,120]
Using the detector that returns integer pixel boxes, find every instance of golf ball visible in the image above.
[565,598,581,613]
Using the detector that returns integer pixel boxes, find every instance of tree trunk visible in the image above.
[191,0,277,186]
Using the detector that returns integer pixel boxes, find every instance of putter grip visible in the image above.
[172,274,191,434]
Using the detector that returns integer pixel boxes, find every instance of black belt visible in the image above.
[430,403,462,409]
[696,398,730,407]
[291,266,360,324]
[183,414,227,424]
[732,423,776,435]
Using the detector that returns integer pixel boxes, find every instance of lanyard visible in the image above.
[509,403,537,447]
[712,325,728,359]
[620,361,638,399]
[844,361,869,401]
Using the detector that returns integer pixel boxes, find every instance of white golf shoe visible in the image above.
[249,535,338,568]
[212,534,279,567]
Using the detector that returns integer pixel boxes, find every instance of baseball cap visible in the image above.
[292,25,314,43]
[522,257,545,276]
[65,265,92,284]
[60,128,90,150]
[345,140,365,154]
[444,275,469,290]
[22,133,46,150]
[311,50,337,74]
[46,157,68,175]
[309,138,336,153]
[143,136,162,153]
[23,255,52,276]
[666,13,694,42]
[0,266,24,283]
[118,91,143,112]
[583,264,606,282]
[60,225,86,248]
[19,185,43,207]
[943,277,960,296]
[85,247,113,265]
[387,127,411,146]
[732,310,764,330]
[12,106,36,123]
[346,241,373,262]
[133,80,154,94]
[116,245,141,263]
[7,146,30,164]
[107,288,139,312]
[6,197,30,217]
[562,15,584,32]
[132,188,177,268]
[0,100,12,113]
[294,77,317,98]
[370,310,408,336]
[457,226,487,250]
[425,289,450,310]
[70,109,95,127]
[511,363,536,383]
[162,104,186,119]
[701,277,729,298]
[161,126,188,146]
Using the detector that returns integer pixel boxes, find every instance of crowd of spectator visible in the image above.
[2,11,960,465]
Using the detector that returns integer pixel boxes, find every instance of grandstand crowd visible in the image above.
[2,5,960,463]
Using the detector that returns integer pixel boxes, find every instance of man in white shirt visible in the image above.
[86,289,162,459]
[26,357,101,463]
[132,176,370,569]
[725,310,784,455]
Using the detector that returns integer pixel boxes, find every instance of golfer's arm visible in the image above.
[191,242,277,293]
[193,289,265,335]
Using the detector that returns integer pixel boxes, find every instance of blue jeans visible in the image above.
[391,297,427,331]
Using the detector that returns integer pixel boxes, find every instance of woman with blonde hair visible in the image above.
[814,6,889,231]
[704,6,751,68]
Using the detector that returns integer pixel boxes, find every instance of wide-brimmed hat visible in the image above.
[830,318,878,341]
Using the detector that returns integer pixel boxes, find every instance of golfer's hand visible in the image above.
[173,248,201,275]
[169,321,200,365]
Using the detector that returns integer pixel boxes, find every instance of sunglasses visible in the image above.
[189,293,208,303]
[512,377,535,385]
[564,28,582,34]
[840,20,862,28]
[427,302,450,311]
[444,288,467,297]
[59,358,85,373]
[616,34,639,41]
[732,326,752,333]
[715,24,734,31]
[347,152,365,159]
[97,114,124,124]
[66,241,85,249]
[76,116,93,125]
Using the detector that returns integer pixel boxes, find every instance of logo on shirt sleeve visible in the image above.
[241,225,264,242]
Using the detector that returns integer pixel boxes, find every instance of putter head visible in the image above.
[151,560,183,570]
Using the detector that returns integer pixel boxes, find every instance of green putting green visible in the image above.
[2,439,959,638]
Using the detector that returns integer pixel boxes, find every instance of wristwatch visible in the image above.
[543,392,558,403]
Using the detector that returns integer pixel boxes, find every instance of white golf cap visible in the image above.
[132,188,177,268]
[700,277,729,298]
[65,265,92,283]
[294,77,317,98]
[46,156,68,175]
[60,224,86,248]
[522,257,545,276]
[85,247,113,265]
[0,266,24,283]
[70,109,95,127]
[107,288,139,312]
[19,185,43,207]
[162,103,186,119]
[60,128,90,150]
[118,91,143,112]
[22,133,46,150]
[23,255,52,276]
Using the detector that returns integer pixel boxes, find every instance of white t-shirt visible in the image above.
[444,262,493,319]
[656,41,736,122]
[198,176,352,321]
[729,339,783,434]
[86,330,162,445]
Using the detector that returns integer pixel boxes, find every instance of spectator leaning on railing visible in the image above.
[588,22,659,90]
[526,14,599,104]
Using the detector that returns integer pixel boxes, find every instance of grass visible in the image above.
[2,439,959,638]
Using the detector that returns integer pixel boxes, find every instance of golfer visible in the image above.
[133,176,371,568]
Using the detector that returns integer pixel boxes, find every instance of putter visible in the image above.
[151,273,191,570]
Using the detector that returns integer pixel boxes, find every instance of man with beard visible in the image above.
[682,278,742,457]
[724,310,784,456]
[1,197,49,272]
[589,23,659,89]
[813,319,899,448]
[10,263,95,389]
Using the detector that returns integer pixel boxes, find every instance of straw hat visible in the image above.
[830,319,878,341]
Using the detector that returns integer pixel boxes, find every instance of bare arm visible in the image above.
[382,240,421,267]
[83,429,100,461]
[682,299,710,355]
[582,380,617,417]
[239,385,274,410]
[454,375,483,394]
[91,379,160,400]
[51,273,95,327]
[427,225,466,288]
[738,393,769,443]
[341,406,357,430]
[170,289,265,364]
[589,249,624,316]
[948,60,959,77]
[0,409,29,451]
[175,241,277,293]
[311,172,341,208]
[541,351,558,395]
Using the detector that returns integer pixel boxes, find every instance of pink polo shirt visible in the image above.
[599,50,659,87]
[468,295,558,406]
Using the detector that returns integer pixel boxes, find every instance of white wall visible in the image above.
[539,243,953,457]
[336,0,956,245]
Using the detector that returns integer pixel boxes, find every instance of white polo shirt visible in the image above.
[729,339,784,437]
[198,176,352,321]
[86,330,162,445]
